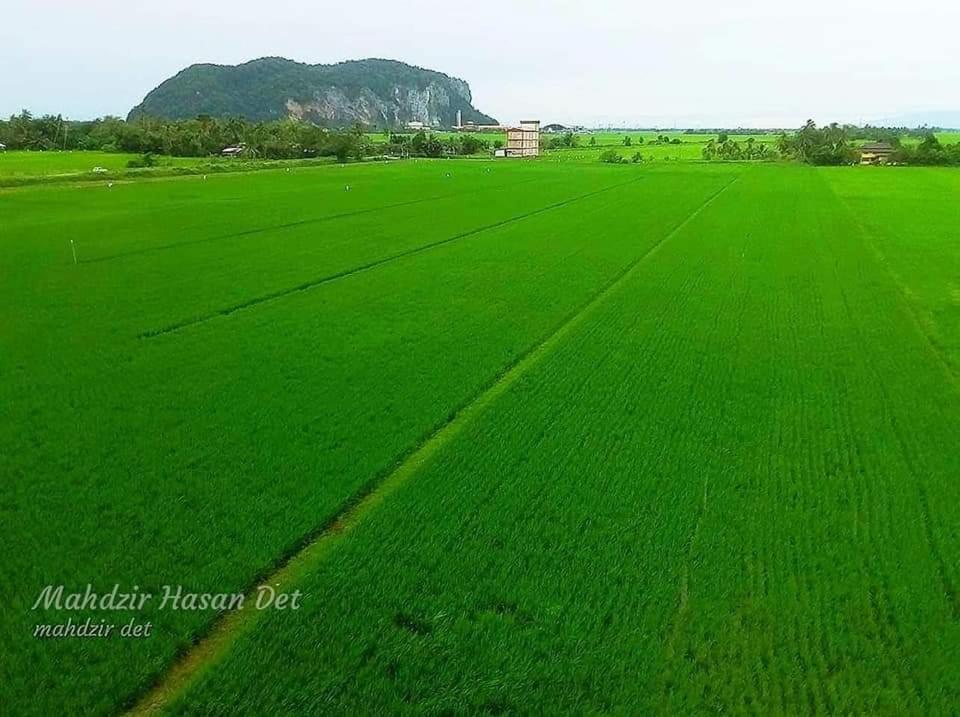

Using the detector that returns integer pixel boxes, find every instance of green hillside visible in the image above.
[128,57,497,128]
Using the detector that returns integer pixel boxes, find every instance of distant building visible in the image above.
[406,121,426,131]
[221,145,246,157]
[459,121,505,133]
[0,142,6,151]
[503,120,540,157]
[859,142,895,165]
[541,123,585,134]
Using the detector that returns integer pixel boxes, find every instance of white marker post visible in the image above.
[70,240,78,265]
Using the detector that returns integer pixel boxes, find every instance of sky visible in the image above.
[3,0,959,128]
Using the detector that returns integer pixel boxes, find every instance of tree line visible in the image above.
[379,131,493,158]
[890,134,960,165]
[702,134,774,161]
[777,120,960,165]
[5,111,959,166]
[0,111,492,161]
[695,121,960,166]
[778,120,960,166]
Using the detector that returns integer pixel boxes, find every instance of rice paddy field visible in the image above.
[3,157,959,715]
[541,132,780,162]
[0,150,206,178]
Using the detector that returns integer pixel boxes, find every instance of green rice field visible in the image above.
[0,150,205,177]
[3,158,959,714]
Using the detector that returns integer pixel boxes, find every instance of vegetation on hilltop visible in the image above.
[127,57,497,127]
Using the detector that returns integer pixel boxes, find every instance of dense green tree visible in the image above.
[778,120,855,165]
[0,113,486,162]
[892,133,960,166]
[702,136,774,161]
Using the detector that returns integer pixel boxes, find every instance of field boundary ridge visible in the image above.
[85,175,545,264]
[139,176,644,339]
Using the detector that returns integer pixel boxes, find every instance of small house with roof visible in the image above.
[859,142,895,165]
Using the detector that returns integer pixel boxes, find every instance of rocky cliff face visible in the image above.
[128,57,496,128]
[284,82,471,126]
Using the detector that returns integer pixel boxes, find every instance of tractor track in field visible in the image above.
[825,178,960,623]
[826,189,960,623]
[125,175,738,715]
[83,176,545,264]
[830,187,960,388]
[138,177,644,339]
[834,272,960,624]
